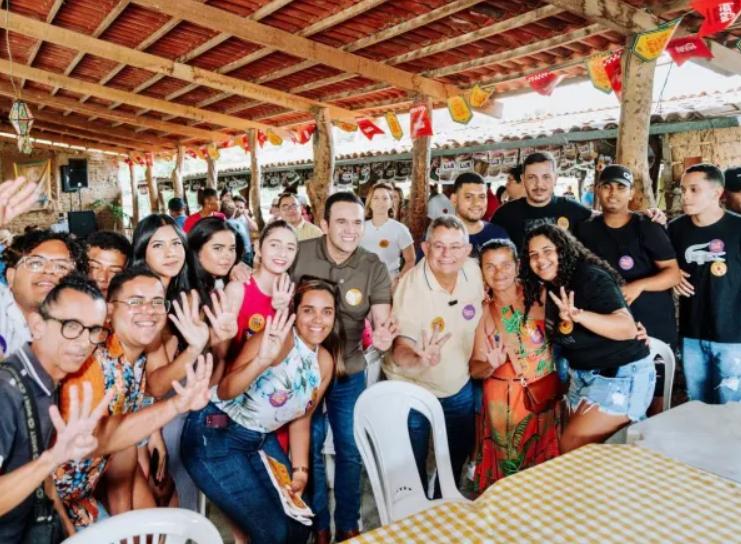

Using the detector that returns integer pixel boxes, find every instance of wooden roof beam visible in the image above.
[131,0,462,100]
[18,120,159,152]
[20,0,65,89]
[0,132,123,154]
[0,126,132,154]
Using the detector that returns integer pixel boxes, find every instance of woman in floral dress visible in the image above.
[470,239,560,494]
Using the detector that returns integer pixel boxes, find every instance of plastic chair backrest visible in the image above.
[648,337,675,411]
[61,508,223,544]
[353,381,465,525]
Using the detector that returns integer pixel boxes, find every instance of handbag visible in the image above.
[488,305,566,415]
[1,364,65,544]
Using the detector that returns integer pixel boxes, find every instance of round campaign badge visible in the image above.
[619,256,634,270]
[431,317,445,332]
[709,239,725,253]
[442,208,449,214]
[249,314,266,332]
[559,320,574,335]
[379,239,390,249]
[345,288,363,306]
[711,261,727,277]
[557,217,570,229]
[462,304,476,321]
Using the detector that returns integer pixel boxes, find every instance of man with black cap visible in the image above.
[578,165,681,413]
[723,166,741,214]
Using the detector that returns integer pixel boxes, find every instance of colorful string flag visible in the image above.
[217,139,233,150]
[409,102,433,140]
[235,134,250,152]
[585,53,613,94]
[144,152,154,167]
[629,17,682,62]
[447,95,473,124]
[257,130,268,148]
[195,147,208,161]
[525,70,566,96]
[295,123,316,144]
[356,117,385,140]
[332,120,358,133]
[185,148,198,159]
[666,35,714,66]
[267,130,283,146]
[123,156,133,167]
[603,49,624,101]
[691,0,740,37]
[384,111,403,141]
[206,143,220,160]
[468,84,493,109]
[131,153,146,167]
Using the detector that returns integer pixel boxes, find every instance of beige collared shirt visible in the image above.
[294,218,323,242]
[385,257,484,398]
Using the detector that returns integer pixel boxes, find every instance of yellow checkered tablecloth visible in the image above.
[348,444,741,544]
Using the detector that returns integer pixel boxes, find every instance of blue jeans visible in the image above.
[310,371,365,532]
[181,403,311,544]
[682,338,741,404]
[407,380,474,494]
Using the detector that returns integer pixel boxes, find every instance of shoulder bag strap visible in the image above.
[487,303,526,378]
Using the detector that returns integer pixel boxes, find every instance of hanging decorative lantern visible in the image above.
[9,99,34,153]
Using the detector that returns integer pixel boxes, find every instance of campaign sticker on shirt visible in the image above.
[709,239,725,253]
[379,239,390,249]
[431,317,445,332]
[557,217,570,229]
[711,261,728,277]
[619,256,634,270]
[462,304,476,320]
[442,208,449,214]
[559,320,574,335]
[249,314,266,332]
[345,288,363,306]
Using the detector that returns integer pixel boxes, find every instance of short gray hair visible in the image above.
[425,214,469,243]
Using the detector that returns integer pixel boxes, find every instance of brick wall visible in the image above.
[0,143,123,234]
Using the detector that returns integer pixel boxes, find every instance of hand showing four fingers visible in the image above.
[256,309,295,369]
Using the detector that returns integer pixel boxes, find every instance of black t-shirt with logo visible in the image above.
[668,212,741,343]
[492,196,592,249]
[578,213,677,346]
[545,262,650,370]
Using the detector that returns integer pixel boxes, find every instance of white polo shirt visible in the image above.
[0,284,30,360]
[360,219,414,278]
[385,257,484,398]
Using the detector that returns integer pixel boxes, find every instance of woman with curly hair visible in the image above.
[521,224,655,453]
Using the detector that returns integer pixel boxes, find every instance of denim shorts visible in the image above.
[567,355,656,422]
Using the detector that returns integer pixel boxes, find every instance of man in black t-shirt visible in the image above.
[723,166,741,214]
[579,165,681,413]
[669,163,741,405]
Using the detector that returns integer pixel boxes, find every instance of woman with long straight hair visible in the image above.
[521,224,655,453]
[182,278,344,544]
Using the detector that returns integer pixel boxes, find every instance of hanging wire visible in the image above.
[4,0,18,98]
[656,60,675,118]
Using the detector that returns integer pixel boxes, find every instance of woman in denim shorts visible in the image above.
[521,225,655,454]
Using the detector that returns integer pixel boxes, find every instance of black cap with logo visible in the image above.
[724,166,741,193]
[598,165,634,187]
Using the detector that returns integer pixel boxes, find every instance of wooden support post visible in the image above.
[206,155,218,190]
[129,162,140,225]
[308,107,335,225]
[409,96,432,243]
[146,163,158,214]
[248,129,265,230]
[616,53,657,210]
[173,145,185,199]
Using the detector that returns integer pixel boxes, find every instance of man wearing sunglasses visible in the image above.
[0,230,87,359]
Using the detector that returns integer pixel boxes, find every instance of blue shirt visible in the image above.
[175,216,187,229]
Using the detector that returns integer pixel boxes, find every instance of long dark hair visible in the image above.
[520,224,623,318]
[188,217,245,311]
[293,276,347,378]
[131,214,193,303]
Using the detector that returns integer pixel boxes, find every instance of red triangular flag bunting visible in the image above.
[410,103,433,140]
[691,0,741,38]
[257,130,267,148]
[666,35,714,66]
[356,117,385,140]
[603,49,624,101]
[525,70,566,96]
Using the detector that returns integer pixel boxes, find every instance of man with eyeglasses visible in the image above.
[386,215,484,492]
[278,193,322,242]
[0,230,86,360]
[85,231,131,299]
[0,274,213,543]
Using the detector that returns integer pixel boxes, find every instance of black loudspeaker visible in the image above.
[68,211,97,239]
[61,159,88,193]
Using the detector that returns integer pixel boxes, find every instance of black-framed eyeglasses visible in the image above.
[111,298,171,314]
[39,309,110,344]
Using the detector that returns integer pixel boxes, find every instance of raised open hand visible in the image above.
[169,290,209,351]
[480,334,508,371]
[271,273,295,311]
[548,287,583,324]
[48,383,114,466]
[0,176,39,228]
[413,325,452,367]
[204,289,238,342]
[256,309,295,369]
[172,354,214,414]
[372,313,400,352]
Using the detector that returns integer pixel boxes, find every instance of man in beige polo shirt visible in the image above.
[278,192,323,241]
[386,215,484,491]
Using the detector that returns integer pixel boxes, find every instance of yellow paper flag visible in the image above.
[629,17,682,63]
[332,121,358,133]
[206,143,220,160]
[267,129,283,146]
[469,84,493,109]
[585,53,613,94]
[385,111,403,141]
[447,95,473,125]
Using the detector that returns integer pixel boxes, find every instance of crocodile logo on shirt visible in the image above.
[685,240,726,265]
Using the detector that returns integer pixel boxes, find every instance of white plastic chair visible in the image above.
[648,336,675,411]
[61,508,223,544]
[353,381,469,526]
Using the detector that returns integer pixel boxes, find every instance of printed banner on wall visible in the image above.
[666,35,714,65]
[629,17,682,62]
[13,160,51,211]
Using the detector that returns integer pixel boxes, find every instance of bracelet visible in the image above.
[292,466,309,474]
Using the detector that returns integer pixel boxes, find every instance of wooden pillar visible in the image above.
[409,96,432,243]
[173,145,185,198]
[206,154,218,190]
[248,129,265,230]
[308,106,335,224]
[616,52,657,210]
[129,162,140,225]
[146,163,158,214]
